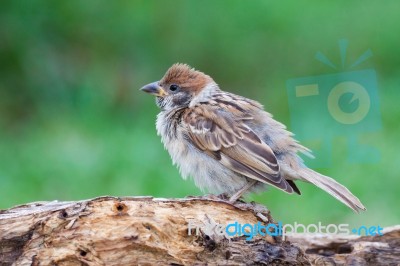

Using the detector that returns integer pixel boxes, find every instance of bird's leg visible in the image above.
[229,180,257,203]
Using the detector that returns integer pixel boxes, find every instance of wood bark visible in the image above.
[0,196,398,265]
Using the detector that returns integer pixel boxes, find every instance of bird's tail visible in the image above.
[298,168,366,213]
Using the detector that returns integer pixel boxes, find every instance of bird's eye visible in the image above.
[169,84,180,92]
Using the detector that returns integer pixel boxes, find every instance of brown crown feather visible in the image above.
[160,63,215,94]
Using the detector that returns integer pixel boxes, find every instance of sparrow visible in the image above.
[140,63,366,212]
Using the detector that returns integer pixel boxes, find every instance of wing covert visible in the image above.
[183,105,294,194]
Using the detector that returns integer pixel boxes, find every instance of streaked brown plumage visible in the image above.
[141,63,366,212]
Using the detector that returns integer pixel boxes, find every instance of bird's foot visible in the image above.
[207,193,241,202]
[216,193,230,201]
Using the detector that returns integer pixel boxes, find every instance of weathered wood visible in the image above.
[287,225,400,265]
[0,196,399,265]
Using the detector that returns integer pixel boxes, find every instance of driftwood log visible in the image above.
[0,196,399,265]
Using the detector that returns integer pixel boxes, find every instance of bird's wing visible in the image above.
[183,103,295,194]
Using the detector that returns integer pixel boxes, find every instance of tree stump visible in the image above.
[0,196,399,265]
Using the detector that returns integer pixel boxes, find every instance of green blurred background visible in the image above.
[1,1,399,229]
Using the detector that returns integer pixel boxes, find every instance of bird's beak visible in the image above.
[140,82,168,97]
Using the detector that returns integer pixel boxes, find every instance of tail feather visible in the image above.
[298,168,366,213]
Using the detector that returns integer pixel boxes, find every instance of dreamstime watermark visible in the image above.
[286,39,381,168]
[187,220,383,241]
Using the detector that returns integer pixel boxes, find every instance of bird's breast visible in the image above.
[156,110,189,165]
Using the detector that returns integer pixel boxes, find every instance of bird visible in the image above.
[140,63,366,212]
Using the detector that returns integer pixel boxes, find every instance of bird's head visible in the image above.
[140,63,218,110]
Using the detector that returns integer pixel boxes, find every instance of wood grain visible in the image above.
[0,196,398,265]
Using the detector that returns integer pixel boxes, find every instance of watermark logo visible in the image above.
[187,220,383,241]
[286,39,381,168]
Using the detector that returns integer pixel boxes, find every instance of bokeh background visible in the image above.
[1,1,399,229]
